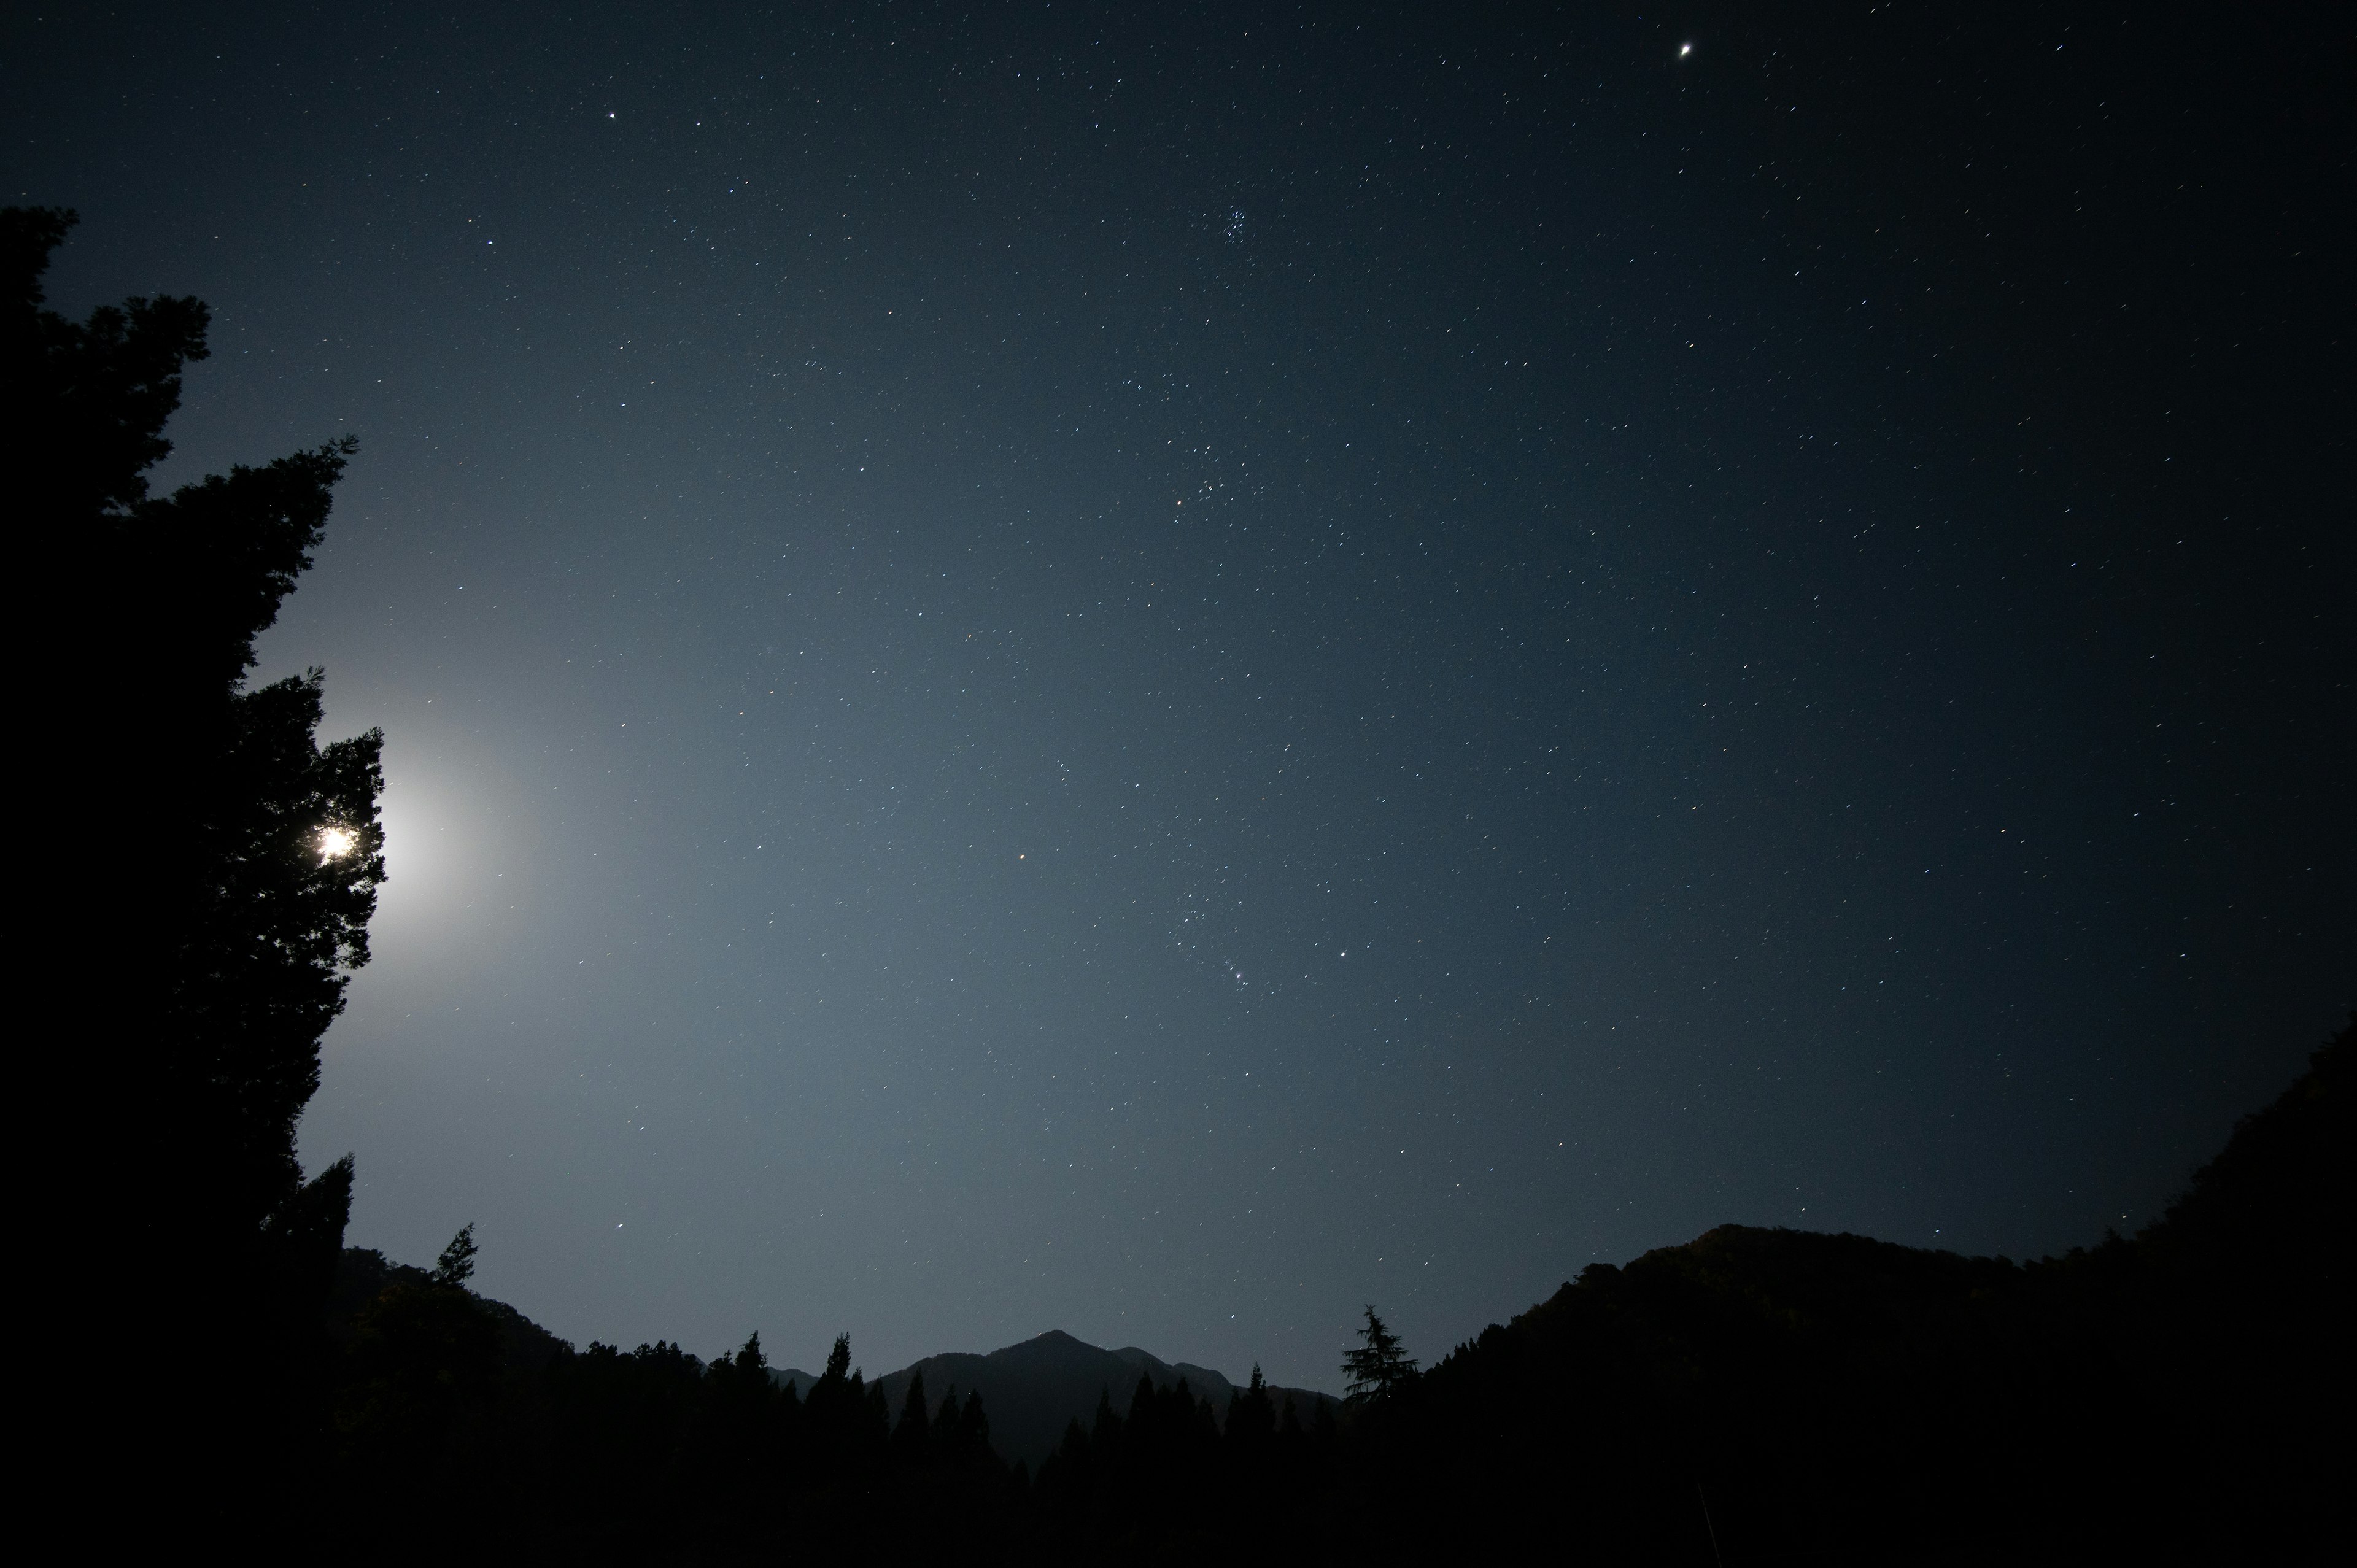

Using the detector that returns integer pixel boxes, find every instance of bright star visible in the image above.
[1679,42,1694,56]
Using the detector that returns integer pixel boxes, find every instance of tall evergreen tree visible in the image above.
[1226,1363,1276,1447]
[954,1388,991,1462]
[895,1369,934,1454]
[7,206,382,1531]
[1342,1305,1418,1407]
[431,1224,479,1287]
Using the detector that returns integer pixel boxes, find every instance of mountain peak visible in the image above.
[864,1329,1336,1467]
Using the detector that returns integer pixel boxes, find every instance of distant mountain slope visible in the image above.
[775,1329,1337,1466]
[330,1246,1333,1470]
[307,1022,2345,1559]
[2138,1010,2350,1277]
[1364,1015,2353,1561]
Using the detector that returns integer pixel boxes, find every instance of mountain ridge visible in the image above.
[328,1251,1339,1470]
[773,1327,1339,1466]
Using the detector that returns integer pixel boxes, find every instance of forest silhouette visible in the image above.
[14,206,2343,1562]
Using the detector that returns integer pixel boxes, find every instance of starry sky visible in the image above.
[11,4,2348,1388]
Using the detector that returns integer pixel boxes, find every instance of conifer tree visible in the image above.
[957,1388,990,1459]
[1227,1363,1276,1446]
[1342,1305,1418,1407]
[9,204,383,1532]
[896,1369,933,1454]
[431,1224,479,1287]
[8,211,382,1249]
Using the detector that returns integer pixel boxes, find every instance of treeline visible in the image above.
[317,1262,1347,1559]
[304,1019,2347,1563]
[333,1319,1020,1559]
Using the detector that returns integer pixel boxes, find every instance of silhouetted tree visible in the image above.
[950,1387,993,1465]
[1228,1364,1276,1446]
[6,205,206,528]
[895,1369,934,1455]
[430,1224,479,1287]
[1341,1305,1417,1407]
[8,205,382,1539]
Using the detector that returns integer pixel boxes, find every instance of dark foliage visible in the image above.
[330,1245,570,1377]
[9,206,381,1536]
[327,1321,1028,1562]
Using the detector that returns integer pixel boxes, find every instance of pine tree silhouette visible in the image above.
[1342,1305,1418,1407]
[8,205,382,1541]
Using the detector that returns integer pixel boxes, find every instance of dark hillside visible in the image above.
[1374,1228,2148,1561]
[284,1021,2343,1562]
[1347,1017,2351,1563]
[2138,1014,2350,1270]
[330,1247,571,1375]
[2124,1015,2352,1560]
[859,1330,1335,1466]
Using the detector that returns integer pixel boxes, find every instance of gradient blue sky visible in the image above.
[10,2,2347,1388]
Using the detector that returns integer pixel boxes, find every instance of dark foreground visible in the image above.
[284,1019,2345,1564]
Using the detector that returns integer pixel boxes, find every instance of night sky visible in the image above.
[12,4,2348,1389]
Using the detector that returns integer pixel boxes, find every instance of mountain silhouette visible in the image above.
[1352,1017,2351,1561]
[290,1019,2339,1559]
[330,1246,1334,1470]
[775,1328,1338,1466]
